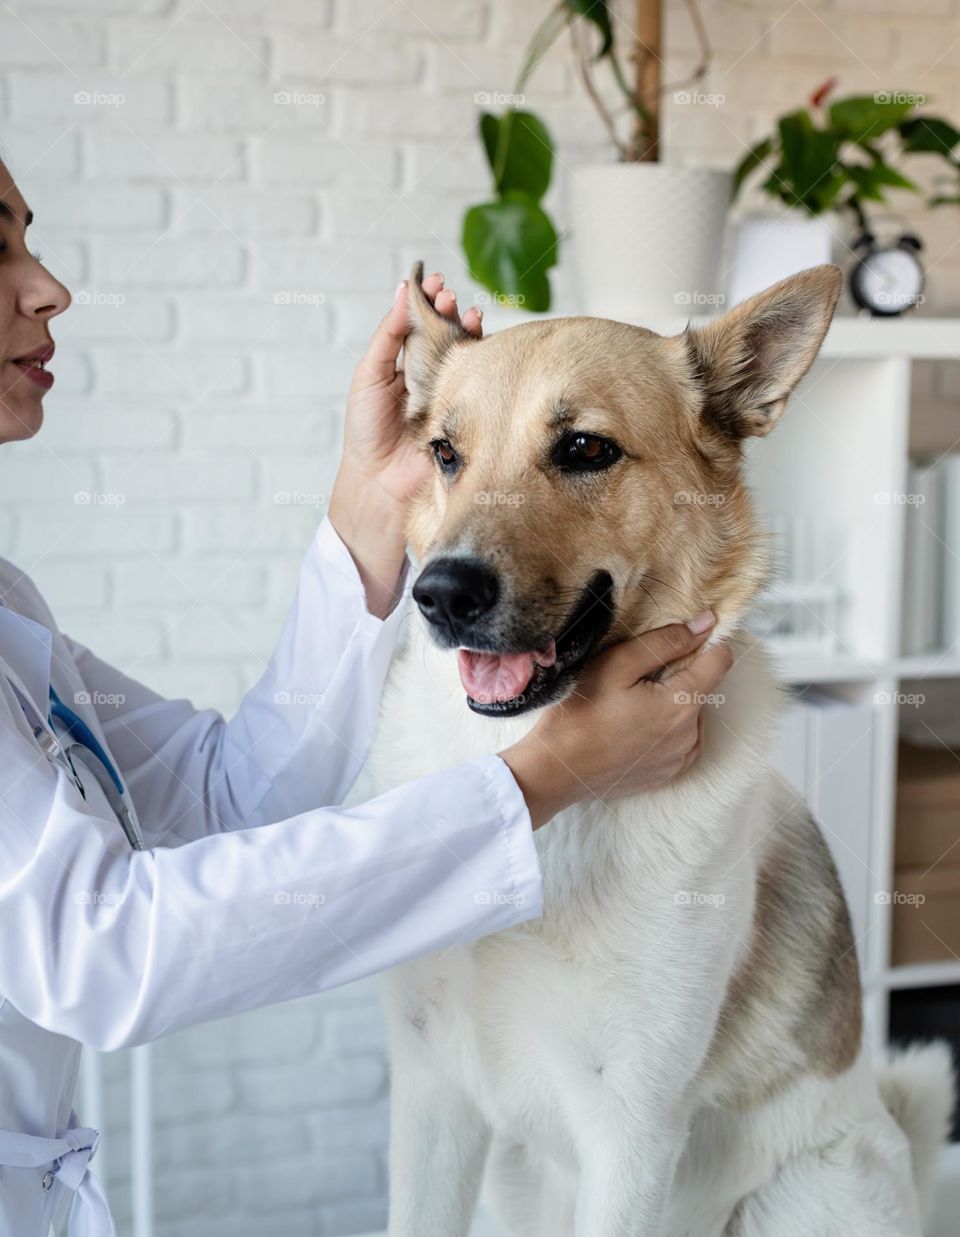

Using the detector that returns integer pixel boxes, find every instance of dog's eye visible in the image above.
[431,438,459,473]
[552,432,622,473]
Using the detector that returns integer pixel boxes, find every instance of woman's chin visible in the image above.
[0,396,44,441]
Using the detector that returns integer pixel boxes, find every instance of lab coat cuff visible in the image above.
[475,752,544,925]
[312,513,411,625]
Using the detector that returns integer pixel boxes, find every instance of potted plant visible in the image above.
[728,79,960,304]
[462,0,730,319]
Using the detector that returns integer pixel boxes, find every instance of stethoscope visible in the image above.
[5,670,144,850]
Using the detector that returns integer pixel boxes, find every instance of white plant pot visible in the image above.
[726,213,845,307]
[568,163,731,321]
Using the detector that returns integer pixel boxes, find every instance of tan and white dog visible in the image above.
[373,264,955,1237]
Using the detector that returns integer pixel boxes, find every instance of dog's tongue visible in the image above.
[458,640,557,704]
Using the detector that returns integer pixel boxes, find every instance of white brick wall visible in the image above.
[2,1,958,1233]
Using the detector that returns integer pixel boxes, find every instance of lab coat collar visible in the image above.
[0,603,52,721]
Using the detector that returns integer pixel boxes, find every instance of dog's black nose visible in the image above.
[413,557,499,635]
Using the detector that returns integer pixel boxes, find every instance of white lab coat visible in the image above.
[0,514,543,1237]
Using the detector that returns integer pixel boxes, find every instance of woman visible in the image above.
[0,158,732,1236]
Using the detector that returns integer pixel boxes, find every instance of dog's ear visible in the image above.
[403,261,473,419]
[683,265,842,440]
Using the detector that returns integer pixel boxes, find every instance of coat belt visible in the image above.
[0,1123,117,1237]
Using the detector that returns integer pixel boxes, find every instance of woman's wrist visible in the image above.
[499,738,577,831]
[328,466,409,619]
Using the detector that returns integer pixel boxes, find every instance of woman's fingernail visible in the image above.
[394,280,407,298]
[475,307,483,320]
[686,610,715,634]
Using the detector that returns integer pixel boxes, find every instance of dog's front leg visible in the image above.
[387,1063,491,1237]
[573,1104,686,1237]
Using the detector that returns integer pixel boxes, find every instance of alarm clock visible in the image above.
[848,232,924,317]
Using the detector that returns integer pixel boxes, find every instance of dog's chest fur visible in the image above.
[372,626,789,1156]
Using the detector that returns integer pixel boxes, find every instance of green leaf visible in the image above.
[732,137,772,196]
[565,0,613,58]
[462,192,559,312]
[479,111,553,201]
[516,4,570,93]
[847,164,890,202]
[776,111,844,212]
[900,116,960,156]
[828,94,914,142]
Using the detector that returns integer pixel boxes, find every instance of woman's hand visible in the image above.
[500,616,735,829]
[329,273,482,619]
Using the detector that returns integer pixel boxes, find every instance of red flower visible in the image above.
[810,77,838,109]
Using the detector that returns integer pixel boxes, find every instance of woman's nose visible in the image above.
[21,267,71,320]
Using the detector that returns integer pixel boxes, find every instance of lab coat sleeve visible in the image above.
[60,515,411,846]
[0,678,543,1051]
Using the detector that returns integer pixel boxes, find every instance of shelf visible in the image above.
[896,652,960,679]
[885,960,960,991]
[769,648,960,685]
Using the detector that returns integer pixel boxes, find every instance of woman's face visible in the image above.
[0,159,71,443]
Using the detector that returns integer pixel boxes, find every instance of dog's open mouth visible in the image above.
[459,571,614,717]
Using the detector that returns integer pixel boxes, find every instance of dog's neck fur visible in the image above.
[384,614,785,879]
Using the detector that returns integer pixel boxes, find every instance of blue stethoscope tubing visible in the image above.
[4,670,144,850]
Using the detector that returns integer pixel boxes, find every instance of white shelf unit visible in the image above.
[742,319,960,1046]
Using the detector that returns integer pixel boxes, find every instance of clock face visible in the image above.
[856,248,923,314]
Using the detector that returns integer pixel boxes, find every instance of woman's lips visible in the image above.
[7,357,54,391]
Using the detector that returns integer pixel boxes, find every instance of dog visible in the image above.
[371,263,955,1236]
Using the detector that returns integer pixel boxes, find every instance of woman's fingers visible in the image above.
[355,270,481,391]
[422,272,484,339]
[592,615,716,688]
[354,281,410,388]
[670,640,735,701]
[461,305,483,337]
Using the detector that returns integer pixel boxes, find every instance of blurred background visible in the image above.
[2,0,960,1234]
